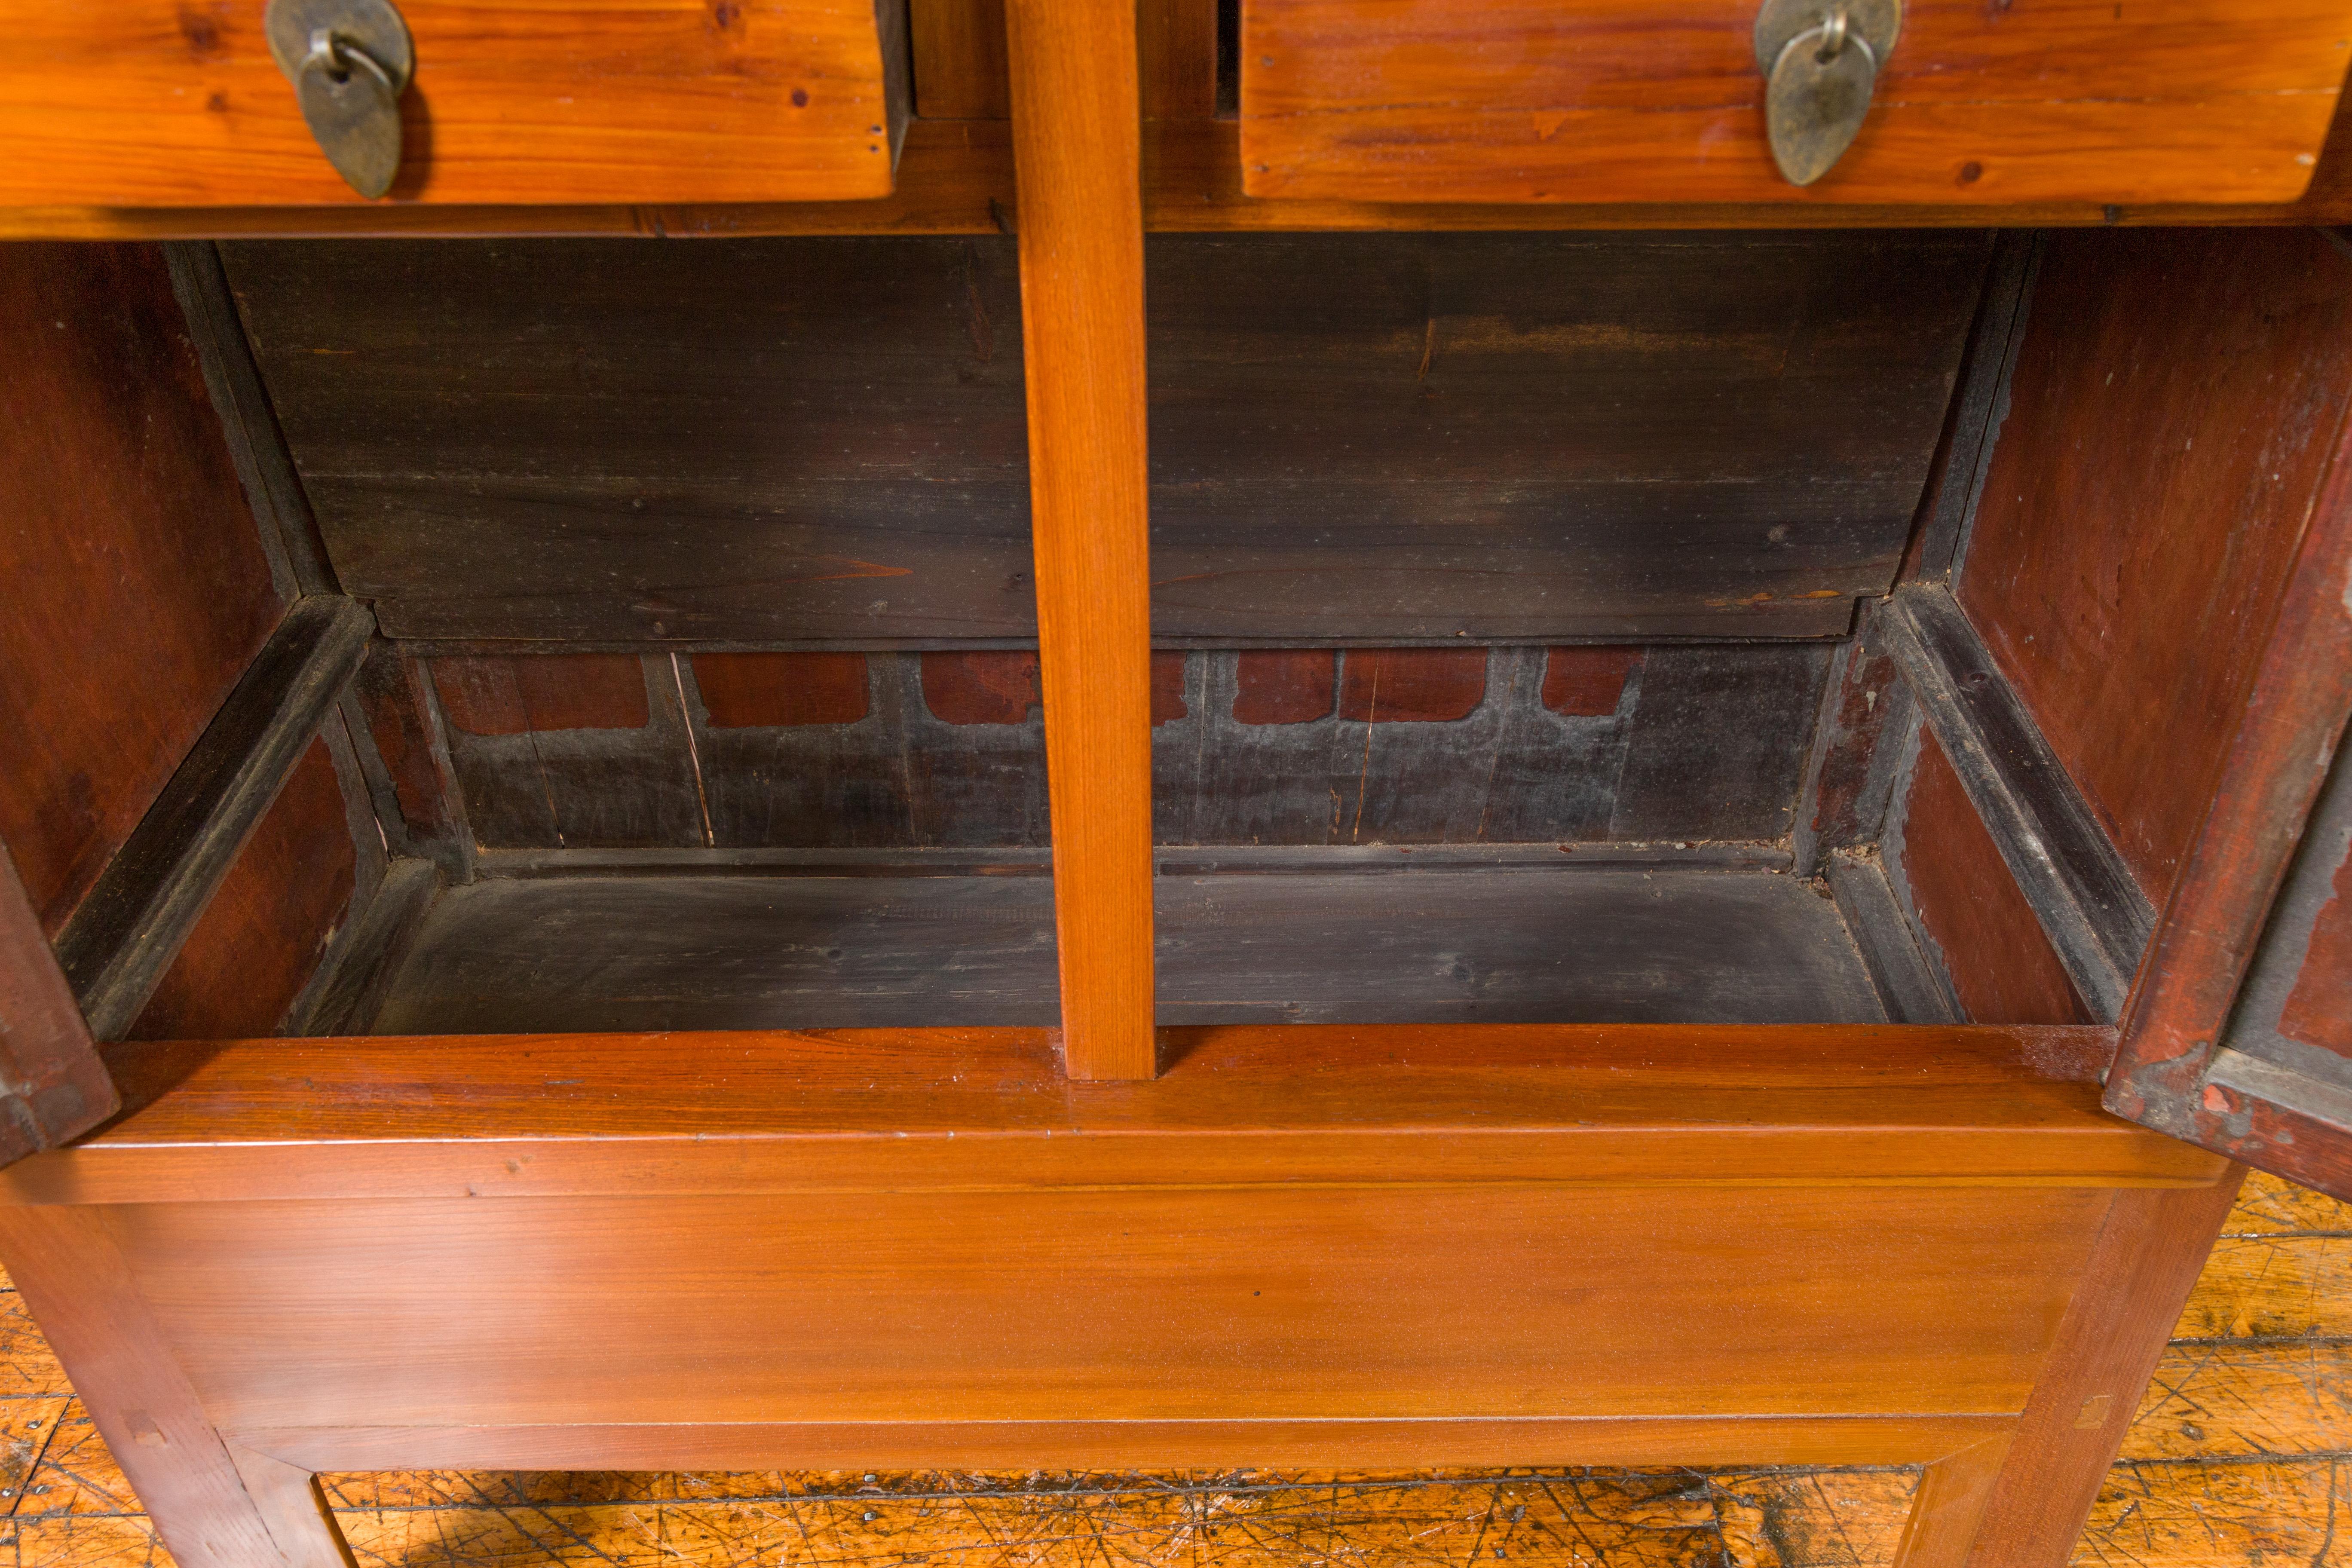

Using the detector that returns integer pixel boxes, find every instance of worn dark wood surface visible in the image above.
[1957,227,2352,918]
[1823,849,1957,1027]
[1791,616,1910,877]
[223,231,1984,644]
[161,243,335,601]
[364,864,1886,1033]
[0,847,115,1164]
[418,646,1829,852]
[1878,587,2153,1022]
[2094,230,2352,1203]
[1884,726,2089,1029]
[124,739,358,1045]
[0,242,284,938]
[50,599,372,1041]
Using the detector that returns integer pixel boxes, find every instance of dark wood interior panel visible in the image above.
[433,646,1828,851]
[368,865,1885,1033]
[225,231,1985,644]
[1957,228,2352,914]
[0,242,283,935]
[349,643,461,859]
[1890,727,2089,1027]
[429,656,709,852]
[127,739,356,1042]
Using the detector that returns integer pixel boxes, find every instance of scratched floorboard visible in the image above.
[0,1172,2343,1568]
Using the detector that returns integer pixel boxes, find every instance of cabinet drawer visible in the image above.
[0,0,907,207]
[1240,0,2352,205]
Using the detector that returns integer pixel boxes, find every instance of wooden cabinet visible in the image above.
[0,0,910,207]
[3,8,2352,1568]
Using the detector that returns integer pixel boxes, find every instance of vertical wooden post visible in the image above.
[1004,0,1157,1079]
[0,1204,296,1568]
[1961,1170,2248,1568]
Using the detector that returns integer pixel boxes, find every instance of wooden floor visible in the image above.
[0,1169,2343,1568]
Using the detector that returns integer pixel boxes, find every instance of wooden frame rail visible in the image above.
[10,113,2352,240]
[0,1023,2236,1568]
[1877,585,2156,1021]
[49,597,372,1040]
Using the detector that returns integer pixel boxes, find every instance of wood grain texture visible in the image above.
[357,864,1887,1033]
[347,643,462,868]
[225,1446,351,1568]
[124,740,356,1044]
[0,242,284,937]
[162,242,336,600]
[1963,1171,2248,1568]
[3,1023,2217,1210]
[2098,232,2352,1200]
[1878,587,2153,1021]
[50,597,372,1042]
[1889,729,2090,1028]
[0,0,906,207]
[0,1207,283,1568]
[222,231,1981,645]
[0,1170,2339,1568]
[1891,1437,2006,1568]
[428,646,1820,854]
[0,845,116,1165]
[93,1187,2101,1431]
[1793,621,1910,877]
[1959,228,2352,916]
[1005,0,1155,1078]
[1237,0,2352,205]
[910,0,1007,117]
[28,101,2352,240]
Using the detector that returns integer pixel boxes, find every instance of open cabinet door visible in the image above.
[2106,382,2352,1200]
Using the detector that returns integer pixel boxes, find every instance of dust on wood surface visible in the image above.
[0,1171,2342,1567]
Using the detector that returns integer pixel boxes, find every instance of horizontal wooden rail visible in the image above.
[53,596,374,1039]
[235,1413,2015,1476]
[1878,585,2156,1020]
[8,120,2352,240]
[0,1022,2232,1206]
[1822,849,1960,1026]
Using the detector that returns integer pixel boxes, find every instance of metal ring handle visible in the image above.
[1771,22,1876,85]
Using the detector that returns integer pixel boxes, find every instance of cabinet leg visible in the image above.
[231,1445,358,1568]
[0,1204,293,1568]
[1962,1171,2248,1568]
[1892,1437,2009,1568]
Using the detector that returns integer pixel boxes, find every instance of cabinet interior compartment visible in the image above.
[11,223,2350,1047]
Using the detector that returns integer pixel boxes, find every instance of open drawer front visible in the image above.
[1240,0,2352,205]
[0,0,910,207]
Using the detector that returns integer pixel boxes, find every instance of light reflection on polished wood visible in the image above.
[0,1170,2340,1568]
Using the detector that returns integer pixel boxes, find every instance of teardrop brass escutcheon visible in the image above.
[265,0,414,198]
[1752,0,1902,187]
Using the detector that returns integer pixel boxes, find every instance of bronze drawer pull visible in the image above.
[1755,0,1902,187]
[264,0,413,199]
